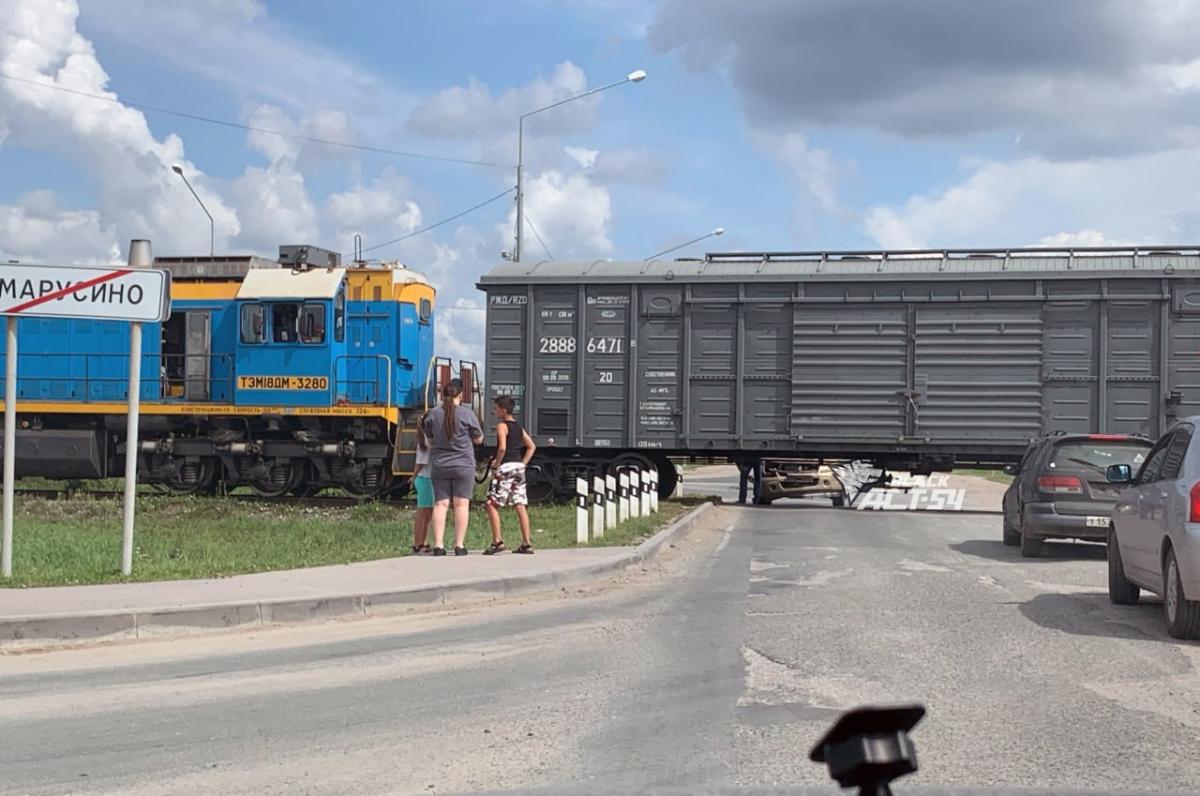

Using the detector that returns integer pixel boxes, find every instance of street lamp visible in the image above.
[171,165,214,256]
[645,227,725,261]
[512,69,647,262]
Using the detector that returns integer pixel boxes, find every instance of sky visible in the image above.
[4,0,1200,361]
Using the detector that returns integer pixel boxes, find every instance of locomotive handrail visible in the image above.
[700,244,1200,263]
[2,351,236,401]
[333,354,392,407]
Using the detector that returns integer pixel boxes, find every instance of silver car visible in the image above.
[1106,418,1200,639]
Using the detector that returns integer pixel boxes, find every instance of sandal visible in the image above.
[514,544,535,555]
[411,544,432,555]
[483,541,507,555]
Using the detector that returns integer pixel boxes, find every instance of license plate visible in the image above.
[1086,515,1109,528]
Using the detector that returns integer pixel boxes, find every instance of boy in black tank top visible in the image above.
[484,395,538,554]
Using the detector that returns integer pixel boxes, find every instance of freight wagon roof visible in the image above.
[477,246,1200,285]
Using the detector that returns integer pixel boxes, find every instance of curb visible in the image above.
[0,502,715,650]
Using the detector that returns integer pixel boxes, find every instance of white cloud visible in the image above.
[0,0,240,256]
[864,151,1200,249]
[76,0,411,120]
[322,168,422,250]
[500,169,612,260]
[1036,230,1130,248]
[761,132,842,216]
[0,190,119,264]
[407,62,593,144]
[229,166,317,254]
[565,145,598,169]
[436,298,486,366]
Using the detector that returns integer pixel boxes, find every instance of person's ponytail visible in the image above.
[441,382,461,439]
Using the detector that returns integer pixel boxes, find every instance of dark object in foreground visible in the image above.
[810,704,926,796]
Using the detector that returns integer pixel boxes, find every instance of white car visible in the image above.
[1106,418,1200,639]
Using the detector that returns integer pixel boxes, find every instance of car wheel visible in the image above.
[1002,518,1020,547]
[1163,547,1200,640]
[831,493,845,508]
[1107,526,1140,605]
[1019,527,1043,558]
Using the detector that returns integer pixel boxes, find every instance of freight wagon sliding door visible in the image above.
[791,307,909,440]
[1041,281,1163,437]
[636,286,684,447]
[581,288,630,447]
[484,290,529,436]
[528,287,579,443]
[913,306,1043,442]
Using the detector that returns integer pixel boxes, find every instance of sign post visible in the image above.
[121,240,154,575]
[0,244,169,578]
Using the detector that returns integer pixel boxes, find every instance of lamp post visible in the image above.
[512,69,646,263]
[171,165,214,256]
[645,227,725,261]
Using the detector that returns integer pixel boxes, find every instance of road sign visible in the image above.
[0,263,170,323]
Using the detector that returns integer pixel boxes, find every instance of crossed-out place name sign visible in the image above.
[0,263,171,322]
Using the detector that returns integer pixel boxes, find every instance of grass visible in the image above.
[956,468,1013,485]
[1,493,690,588]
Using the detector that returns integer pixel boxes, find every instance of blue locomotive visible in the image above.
[0,245,477,498]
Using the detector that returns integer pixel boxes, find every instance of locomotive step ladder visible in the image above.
[395,358,482,476]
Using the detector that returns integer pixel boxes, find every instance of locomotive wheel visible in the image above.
[339,463,394,500]
[287,463,326,496]
[160,459,216,496]
[249,460,303,498]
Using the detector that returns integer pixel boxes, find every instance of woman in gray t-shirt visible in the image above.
[425,381,483,556]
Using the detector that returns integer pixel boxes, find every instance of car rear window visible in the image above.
[1049,440,1150,474]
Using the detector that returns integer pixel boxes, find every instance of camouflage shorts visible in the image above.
[487,462,528,507]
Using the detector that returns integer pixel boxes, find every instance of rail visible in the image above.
[0,352,236,401]
[333,354,392,407]
[699,244,1200,263]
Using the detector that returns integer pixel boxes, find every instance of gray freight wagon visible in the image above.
[478,246,1200,501]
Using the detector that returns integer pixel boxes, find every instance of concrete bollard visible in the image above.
[605,474,616,530]
[576,478,588,544]
[649,469,659,513]
[592,475,605,539]
[640,469,651,516]
[630,470,642,519]
[675,464,684,498]
[618,471,629,523]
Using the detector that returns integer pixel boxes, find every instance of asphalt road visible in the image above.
[2,499,1198,795]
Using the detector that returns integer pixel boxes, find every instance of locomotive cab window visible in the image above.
[240,303,265,344]
[272,303,299,343]
[299,303,326,344]
[334,289,345,342]
[419,298,432,324]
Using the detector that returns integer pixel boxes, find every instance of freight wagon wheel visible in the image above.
[610,453,666,498]
[524,456,559,504]
[652,456,678,500]
[249,460,303,498]
[159,459,217,496]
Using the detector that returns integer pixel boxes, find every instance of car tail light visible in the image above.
[1190,483,1200,523]
[1038,474,1083,495]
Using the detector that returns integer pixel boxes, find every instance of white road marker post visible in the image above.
[605,474,616,530]
[121,239,153,576]
[649,468,659,513]
[640,469,651,516]
[675,464,684,498]
[1,316,15,578]
[592,475,605,539]
[618,470,629,523]
[575,477,589,545]
[630,469,642,519]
